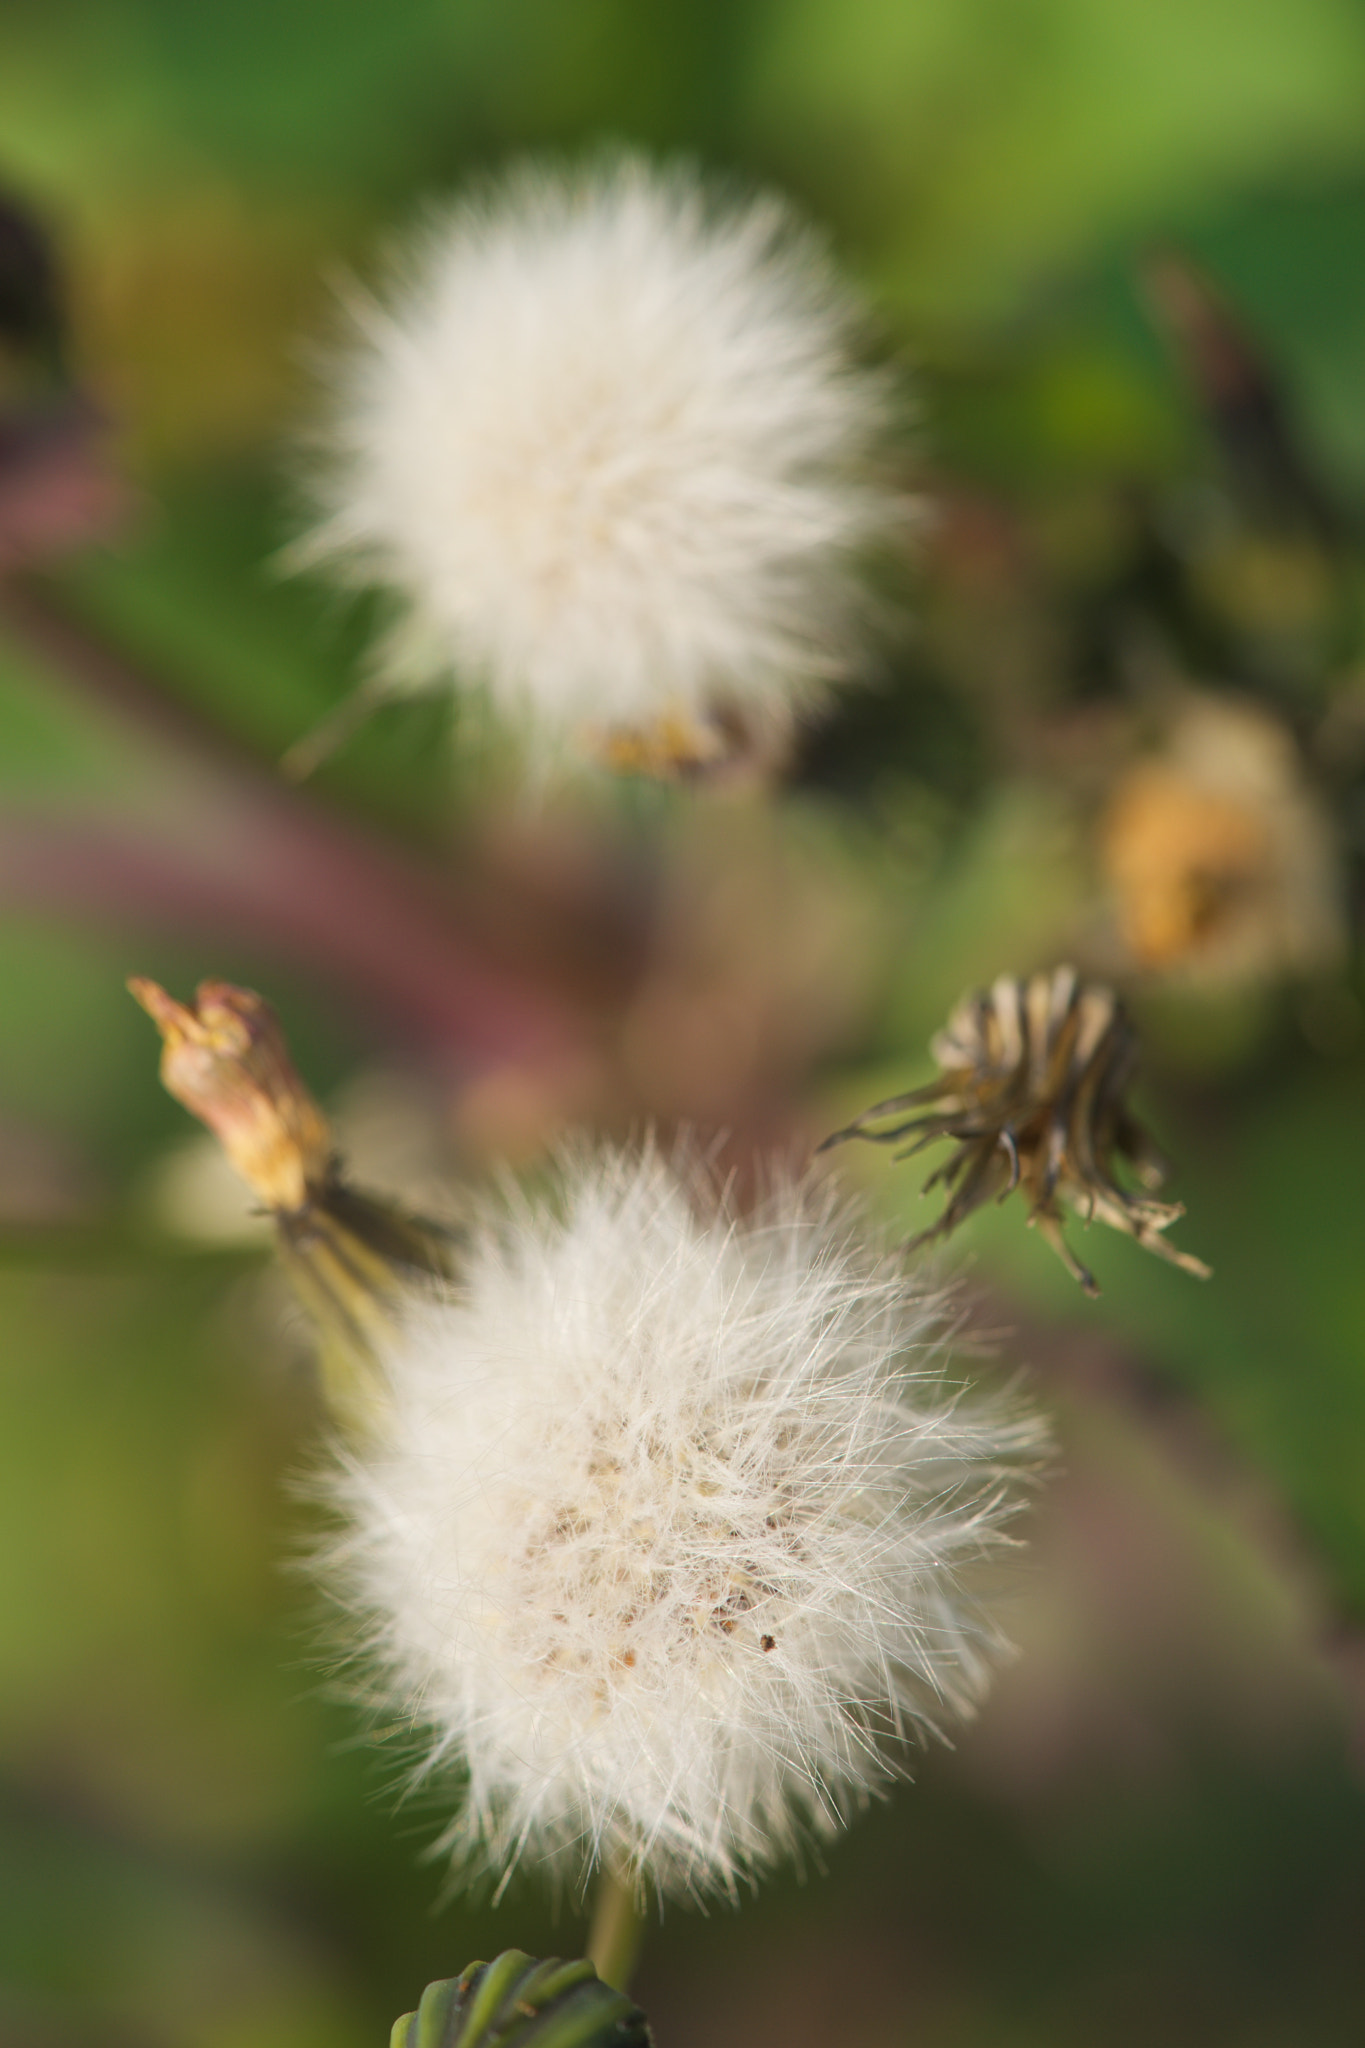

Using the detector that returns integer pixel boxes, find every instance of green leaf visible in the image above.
[390,1951,652,2048]
[748,0,1365,323]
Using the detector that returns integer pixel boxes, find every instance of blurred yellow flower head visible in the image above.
[1102,695,1342,982]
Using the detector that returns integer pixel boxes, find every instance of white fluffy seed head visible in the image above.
[316,1142,1048,1901]
[296,155,909,755]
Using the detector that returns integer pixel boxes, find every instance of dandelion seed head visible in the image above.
[297,155,908,759]
[318,1141,1046,1899]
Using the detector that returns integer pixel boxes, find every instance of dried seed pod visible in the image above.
[823,965,1210,1296]
[390,1951,652,2048]
[128,977,333,1211]
[130,976,459,1430]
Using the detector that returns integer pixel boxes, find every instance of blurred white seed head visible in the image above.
[318,1141,1046,1901]
[296,155,909,762]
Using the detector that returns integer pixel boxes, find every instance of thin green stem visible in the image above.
[585,1865,645,1994]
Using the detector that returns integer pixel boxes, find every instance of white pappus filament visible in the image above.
[296,154,909,758]
[317,1142,1047,1900]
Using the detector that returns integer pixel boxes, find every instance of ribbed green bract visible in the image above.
[390,1951,653,2048]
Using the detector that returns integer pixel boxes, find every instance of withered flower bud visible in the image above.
[593,703,789,786]
[129,977,331,1210]
[822,966,1210,1296]
[1101,696,1341,983]
[130,977,456,1430]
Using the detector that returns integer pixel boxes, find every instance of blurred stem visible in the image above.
[279,673,391,781]
[585,1866,644,1994]
[0,572,616,1067]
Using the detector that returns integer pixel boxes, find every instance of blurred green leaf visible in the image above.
[750,0,1365,322]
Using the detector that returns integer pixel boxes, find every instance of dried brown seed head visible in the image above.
[823,965,1210,1296]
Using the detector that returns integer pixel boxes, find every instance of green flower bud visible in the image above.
[391,1951,652,2048]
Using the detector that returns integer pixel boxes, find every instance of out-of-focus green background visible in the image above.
[3,3,1365,2043]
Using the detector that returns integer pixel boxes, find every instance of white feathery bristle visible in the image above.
[317,1142,1047,1901]
[297,155,909,751]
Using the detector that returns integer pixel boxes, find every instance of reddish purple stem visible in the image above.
[0,576,630,1071]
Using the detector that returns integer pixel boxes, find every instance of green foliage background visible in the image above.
[2,3,1365,2043]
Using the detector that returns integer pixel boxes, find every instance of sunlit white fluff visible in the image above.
[297,156,906,755]
[319,1144,1045,1899]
